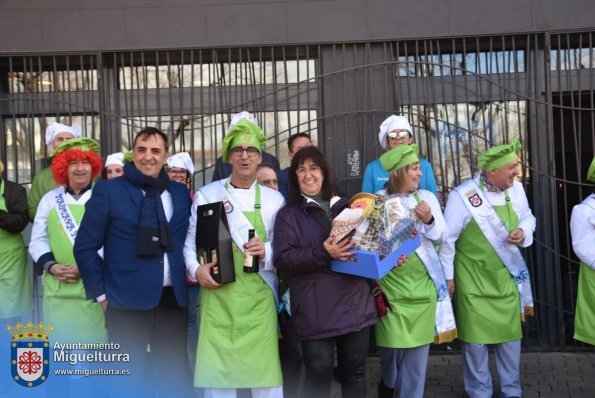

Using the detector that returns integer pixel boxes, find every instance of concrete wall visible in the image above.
[1,0,594,53]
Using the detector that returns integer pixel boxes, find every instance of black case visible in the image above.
[195,201,236,284]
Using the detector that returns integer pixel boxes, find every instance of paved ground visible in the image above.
[358,351,595,398]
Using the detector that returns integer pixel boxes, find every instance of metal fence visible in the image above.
[1,30,593,349]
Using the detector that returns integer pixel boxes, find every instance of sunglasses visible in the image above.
[387,131,412,140]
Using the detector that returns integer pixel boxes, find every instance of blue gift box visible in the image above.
[331,234,421,280]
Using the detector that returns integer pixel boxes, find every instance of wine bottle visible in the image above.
[243,229,259,273]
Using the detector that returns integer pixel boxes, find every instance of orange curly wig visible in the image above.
[51,149,103,186]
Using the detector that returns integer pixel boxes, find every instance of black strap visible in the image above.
[308,205,331,233]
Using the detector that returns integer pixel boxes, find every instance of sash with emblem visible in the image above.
[454,178,534,317]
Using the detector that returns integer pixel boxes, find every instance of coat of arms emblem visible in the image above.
[8,321,53,388]
[467,192,483,208]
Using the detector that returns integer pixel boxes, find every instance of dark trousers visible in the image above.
[279,322,305,398]
[105,287,191,397]
[301,327,370,398]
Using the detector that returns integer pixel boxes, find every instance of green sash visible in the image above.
[43,202,106,343]
[411,193,457,344]
[454,178,534,316]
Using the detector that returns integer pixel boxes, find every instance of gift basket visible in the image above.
[330,193,420,279]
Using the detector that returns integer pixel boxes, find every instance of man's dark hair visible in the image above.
[287,132,311,152]
[256,164,277,173]
[287,146,337,204]
[133,127,169,149]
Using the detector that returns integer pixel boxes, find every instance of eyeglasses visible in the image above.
[230,146,260,157]
[296,165,322,176]
[167,168,188,177]
[387,130,412,140]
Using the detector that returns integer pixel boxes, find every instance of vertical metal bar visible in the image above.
[165,51,173,151]
[140,52,147,125]
[308,45,315,138]
[179,50,186,151]
[296,46,301,148]
[272,46,279,150]
[155,51,162,128]
[119,53,128,146]
[283,46,291,153]
[198,49,207,186]
[461,37,474,193]
[501,36,510,143]
[65,56,73,122]
[511,37,524,159]
[80,55,87,135]
[545,32,566,347]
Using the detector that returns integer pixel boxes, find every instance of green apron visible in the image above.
[455,200,521,344]
[195,185,282,388]
[44,202,107,343]
[375,193,437,348]
[0,178,32,318]
[574,262,595,345]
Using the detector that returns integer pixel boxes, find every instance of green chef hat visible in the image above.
[51,137,100,156]
[478,139,522,172]
[222,119,266,163]
[380,144,419,173]
[588,157,595,183]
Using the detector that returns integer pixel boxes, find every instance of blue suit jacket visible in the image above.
[74,177,191,310]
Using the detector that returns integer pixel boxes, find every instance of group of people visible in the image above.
[0,113,593,398]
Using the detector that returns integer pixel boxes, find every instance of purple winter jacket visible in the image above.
[273,196,377,341]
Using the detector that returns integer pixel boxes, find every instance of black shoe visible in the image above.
[377,377,394,398]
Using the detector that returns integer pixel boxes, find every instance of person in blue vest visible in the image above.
[361,115,438,197]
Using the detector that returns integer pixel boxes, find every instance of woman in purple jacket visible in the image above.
[273,146,377,398]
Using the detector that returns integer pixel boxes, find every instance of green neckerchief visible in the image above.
[479,179,515,232]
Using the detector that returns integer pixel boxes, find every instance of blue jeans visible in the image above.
[187,284,201,369]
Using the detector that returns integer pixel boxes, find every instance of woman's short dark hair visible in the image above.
[287,146,337,204]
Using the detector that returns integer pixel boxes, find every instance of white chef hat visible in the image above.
[104,152,125,168]
[228,111,258,131]
[45,122,82,147]
[166,152,195,174]
[377,115,413,150]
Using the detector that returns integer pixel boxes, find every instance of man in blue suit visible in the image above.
[74,127,192,396]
